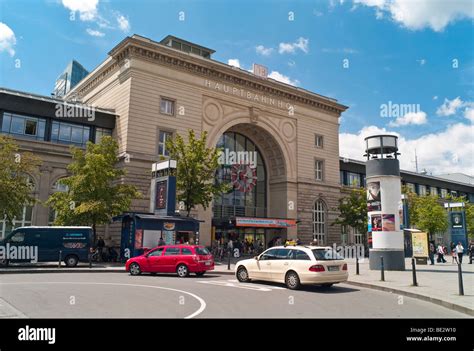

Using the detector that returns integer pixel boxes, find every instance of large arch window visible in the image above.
[312,199,326,244]
[213,132,266,218]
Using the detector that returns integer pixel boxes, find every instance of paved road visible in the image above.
[0,272,468,318]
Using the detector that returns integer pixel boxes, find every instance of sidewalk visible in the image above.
[344,257,474,316]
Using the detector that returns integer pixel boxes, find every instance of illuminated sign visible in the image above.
[235,217,297,228]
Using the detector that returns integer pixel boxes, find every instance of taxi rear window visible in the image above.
[312,249,344,260]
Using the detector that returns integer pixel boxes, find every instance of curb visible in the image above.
[0,269,125,274]
[346,280,474,317]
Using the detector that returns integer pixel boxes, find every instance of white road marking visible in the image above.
[0,282,206,319]
[197,280,286,291]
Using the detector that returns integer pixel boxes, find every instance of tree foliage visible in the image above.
[166,130,231,216]
[332,187,368,236]
[0,136,41,224]
[47,136,141,241]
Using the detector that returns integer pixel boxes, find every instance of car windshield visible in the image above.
[312,249,344,260]
[195,247,210,255]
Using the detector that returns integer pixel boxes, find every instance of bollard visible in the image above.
[458,263,464,296]
[356,256,360,275]
[411,258,418,286]
[380,256,385,281]
[89,248,93,269]
[227,247,231,270]
[58,250,62,268]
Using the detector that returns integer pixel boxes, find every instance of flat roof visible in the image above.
[340,157,474,188]
[0,87,116,116]
[159,35,216,54]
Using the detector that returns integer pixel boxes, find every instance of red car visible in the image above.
[126,245,214,277]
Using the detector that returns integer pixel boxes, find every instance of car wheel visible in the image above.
[236,266,250,282]
[0,259,9,267]
[195,272,205,277]
[176,264,189,277]
[64,255,78,267]
[129,262,141,276]
[285,271,301,290]
[321,283,333,288]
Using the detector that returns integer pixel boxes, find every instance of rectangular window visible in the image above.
[95,127,112,144]
[1,113,46,141]
[418,185,427,196]
[440,189,448,198]
[158,130,172,157]
[315,159,324,181]
[51,121,90,147]
[315,134,324,148]
[160,97,175,116]
[348,172,361,187]
[430,187,438,196]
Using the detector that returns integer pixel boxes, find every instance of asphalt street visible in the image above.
[0,272,468,318]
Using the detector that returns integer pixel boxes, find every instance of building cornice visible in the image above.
[73,36,348,116]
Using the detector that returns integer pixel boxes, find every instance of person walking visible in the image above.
[437,244,446,263]
[451,246,458,264]
[96,236,105,262]
[158,237,165,246]
[469,241,474,264]
[428,241,435,265]
[456,242,464,264]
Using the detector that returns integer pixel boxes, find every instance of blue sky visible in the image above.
[0,0,473,175]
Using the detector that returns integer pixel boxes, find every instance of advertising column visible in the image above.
[365,135,405,271]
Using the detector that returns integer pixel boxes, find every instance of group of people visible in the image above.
[429,240,474,265]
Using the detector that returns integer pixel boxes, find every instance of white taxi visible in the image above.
[235,245,348,290]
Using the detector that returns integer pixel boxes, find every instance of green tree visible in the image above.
[0,136,41,224]
[409,194,448,241]
[166,130,231,217]
[47,136,141,241]
[466,204,474,240]
[332,187,368,238]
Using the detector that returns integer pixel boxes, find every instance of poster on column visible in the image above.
[382,214,396,231]
[367,181,381,211]
[370,214,382,231]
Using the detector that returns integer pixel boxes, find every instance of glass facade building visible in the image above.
[53,60,89,98]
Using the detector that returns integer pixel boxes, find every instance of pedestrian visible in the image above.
[469,241,474,264]
[437,244,446,263]
[158,237,165,246]
[456,242,464,264]
[451,246,458,264]
[97,236,105,261]
[428,241,435,265]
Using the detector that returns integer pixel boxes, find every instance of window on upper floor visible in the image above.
[160,97,175,116]
[315,134,324,148]
[315,159,324,181]
[95,128,112,144]
[158,130,173,157]
[348,172,361,188]
[1,112,46,141]
[418,185,427,196]
[51,121,90,147]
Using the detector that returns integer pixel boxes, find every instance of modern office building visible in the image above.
[52,60,89,98]
[0,87,115,238]
[340,158,474,245]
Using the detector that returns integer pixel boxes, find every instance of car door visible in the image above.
[270,248,293,281]
[146,247,165,272]
[161,247,181,272]
[253,248,278,280]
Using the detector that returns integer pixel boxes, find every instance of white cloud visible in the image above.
[227,59,241,68]
[0,22,16,56]
[417,58,426,66]
[255,45,273,56]
[278,37,309,54]
[433,96,438,100]
[268,71,299,86]
[353,0,474,32]
[117,14,130,32]
[62,0,98,21]
[388,111,427,127]
[86,28,105,37]
[339,123,474,175]
[464,107,474,123]
[436,97,464,116]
